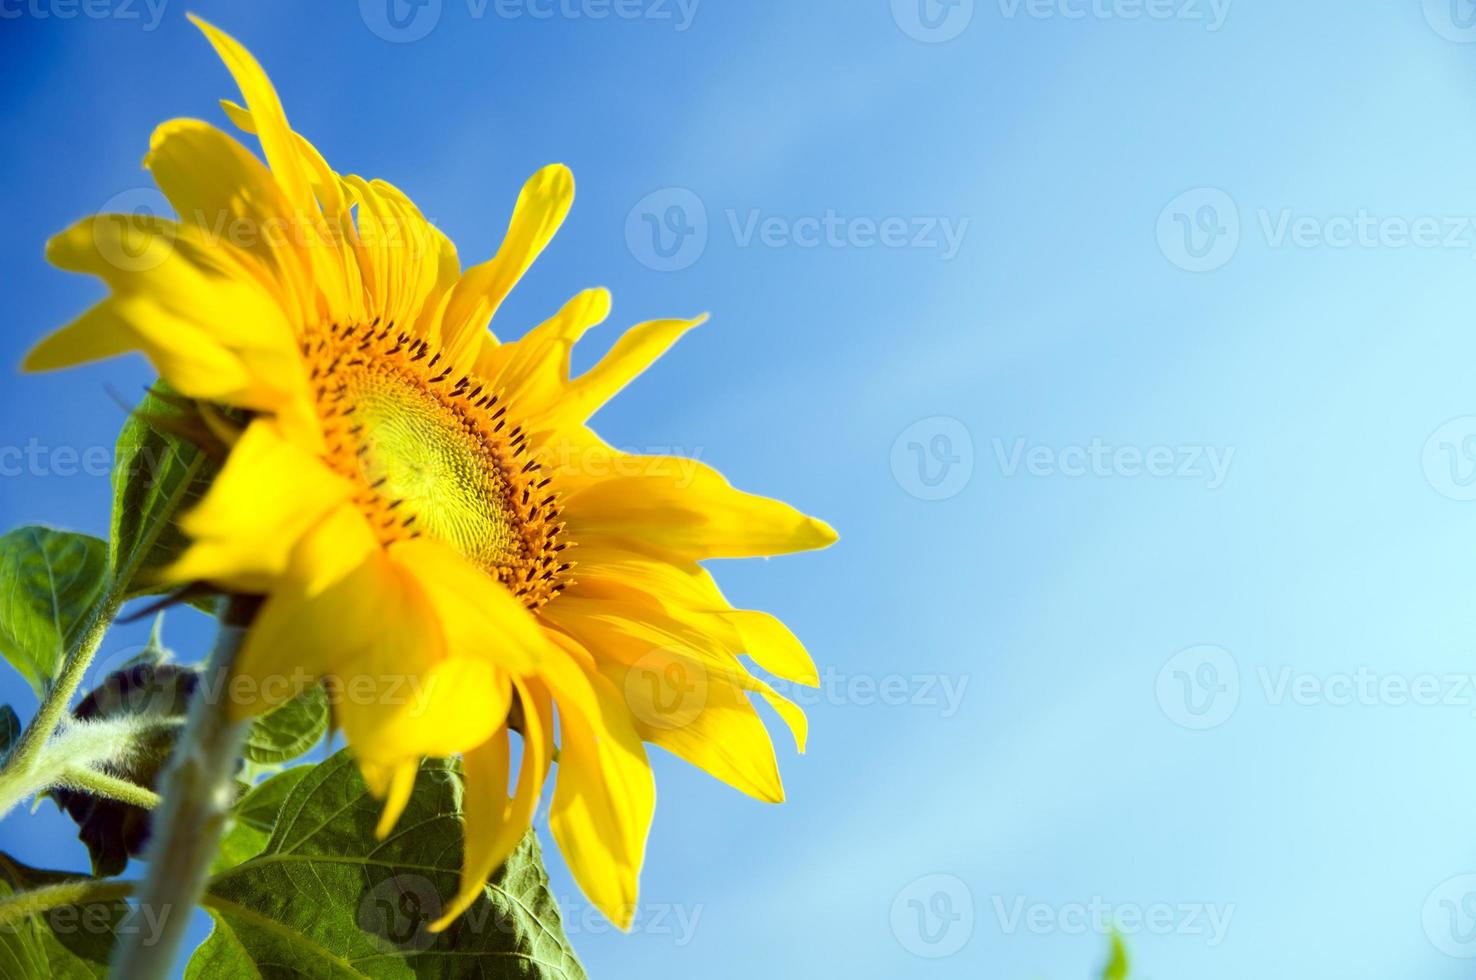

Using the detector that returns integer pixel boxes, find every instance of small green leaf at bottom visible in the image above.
[190,750,587,979]
[0,853,129,980]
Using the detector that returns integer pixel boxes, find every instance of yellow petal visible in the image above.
[145,117,312,321]
[23,305,142,373]
[603,655,784,802]
[189,16,351,318]
[759,686,808,753]
[35,214,304,417]
[563,455,838,561]
[723,609,820,688]
[388,538,548,675]
[532,316,706,430]
[366,758,419,840]
[430,679,552,931]
[478,288,612,412]
[225,513,383,720]
[437,164,575,368]
[166,420,355,592]
[189,16,315,216]
[337,648,511,767]
[343,176,451,331]
[569,558,821,688]
[548,666,654,930]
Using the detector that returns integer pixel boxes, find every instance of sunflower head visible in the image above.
[28,16,836,931]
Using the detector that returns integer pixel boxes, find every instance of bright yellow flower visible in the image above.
[27,17,835,929]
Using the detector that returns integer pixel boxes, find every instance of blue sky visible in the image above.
[8,1,1476,977]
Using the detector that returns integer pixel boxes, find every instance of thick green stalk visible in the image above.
[107,595,256,980]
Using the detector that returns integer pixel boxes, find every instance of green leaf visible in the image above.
[190,750,588,979]
[0,526,109,698]
[242,684,330,766]
[110,386,215,600]
[1102,932,1130,980]
[0,853,129,980]
[213,765,312,873]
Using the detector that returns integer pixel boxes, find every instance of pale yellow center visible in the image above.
[346,370,524,570]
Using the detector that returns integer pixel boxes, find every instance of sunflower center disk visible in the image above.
[349,371,523,568]
[304,321,572,609]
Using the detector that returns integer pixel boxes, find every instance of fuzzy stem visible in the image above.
[107,594,257,980]
[0,593,122,818]
[0,878,138,930]
[56,767,162,809]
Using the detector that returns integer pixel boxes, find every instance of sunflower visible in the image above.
[26,17,835,929]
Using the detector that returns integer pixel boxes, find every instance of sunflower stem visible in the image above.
[0,877,139,930]
[56,766,163,810]
[0,591,122,818]
[108,594,257,980]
